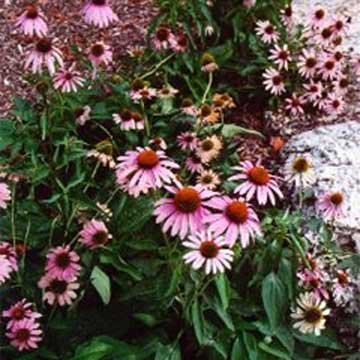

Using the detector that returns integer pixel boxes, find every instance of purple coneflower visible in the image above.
[82,0,118,28]
[154,185,214,239]
[25,38,63,75]
[79,219,112,249]
[318,57,339,81]
[317,191,345,220]
[255,20,279,44]
[262,68,286,95]
[0,255,12,284]
[45,246,81,281]
[269,44,292,70]
[112,108,136,131]
[0,242,17,272]
[229,161,283,206]
[285,93,305,116]
[38,275,80,306]
[185,156,204,174]
[303,81,323,102]
[87,41,113,67]
[53,65,85,93]
[6,318,42,351]
[177,132,198,151]
[324,94,344,114]
[16,4,48,38]
[75,106,91,126]
[205,195,261,247]
[115,147,179,197]
[183,230,234,275]
[297,49,318,79]
[309,7,327,28]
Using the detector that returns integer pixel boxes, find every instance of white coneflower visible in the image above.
[284,155,315,188]
[255,20,279,44]
[297,49,318,79]
[197,170,221,190]
[291,292,330,336]
[196,136,223,164]
[262,68,286,95]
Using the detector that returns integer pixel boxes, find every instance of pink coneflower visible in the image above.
[263,68,286,95]
[255,20,280,44]
[303,81,323,102]
[75,105,91,126]
[112,108,136,131]
[280,6,293,27]
[87,41,113,67]
[0,242,18,271]
[314,89,329,111]
[149,137,167,150]
[79,219,112,249]
[297,49,318,79]
[332,75,349,95]
[0,182,11,209]
[154,185,214,239]
[82,0,118,28]
[16,4,48,38]
[243,0,256,8]
[314,26,334,47]
[317,191,345,220]
[285,93,305,116]
[115,147,179,197]
[170,32,187,53]
[6,318,42,351]
[181,98,198,117]
[204,196,261,247]
[229,161,283,206]
[318,57,339,80]
[332,269,353,306]
[25,38,63,75]
[297,268,329,300]
[53,65,85,93]
[177,132,198,151]
[0,255,12,284]
[185,156,204,174]
[3,299,42,330]
[45,246,81,281]
[132,111,145,130]
[38,275,79,306]
[130,87,157,102]
[324,94,344,114]
[269,44,292,70]
[183,230,234,275]
[330,15,349,35]
[152,25,173,51]
[310,7,327,28]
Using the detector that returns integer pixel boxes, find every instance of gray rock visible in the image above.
[282,122,360,250]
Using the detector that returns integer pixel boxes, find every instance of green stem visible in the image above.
[141,100,150,137]
[83,161,101,194]
[140,53,176,80]
[11,183,16,248]
[202,72,213,104]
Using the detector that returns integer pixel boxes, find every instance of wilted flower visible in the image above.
[112,108,137,131]
[197,170,221,190]
[75,106,91,126]
[25,38,63,75]
[16,4,48,38]
[82,0,119,28]
[197,135,223,164]
[201,53,219,73]
[291,292,330,336]
[284,155,315,188]
[198,104,220,124]
[149,137,167,151]
[152,24,173,51]
[169,31,187,53]
[212,93,236,110]
[183,230,234,275]
[230,160,283,205]
[180,98,198,117]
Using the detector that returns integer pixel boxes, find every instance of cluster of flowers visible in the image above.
[0,241,17,285]
[291,251,357,336]
[17,1,120,90]
[257,5,355,116]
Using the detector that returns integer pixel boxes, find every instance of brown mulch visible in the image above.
[0,0,157,118]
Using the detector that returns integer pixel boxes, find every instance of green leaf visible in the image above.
[259,342,291,360]
[215,124,265,139]
[0,119,16,150]
[231,337,247,360]
[215,272,230,310]
[155,343,181,360]
[191,299,205,345]
[261,272,287,330]
[242,331,259,360]
[90,266,111,305]
[275,326,295,355]
[278,257,294,301]
[293,330,345,351]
